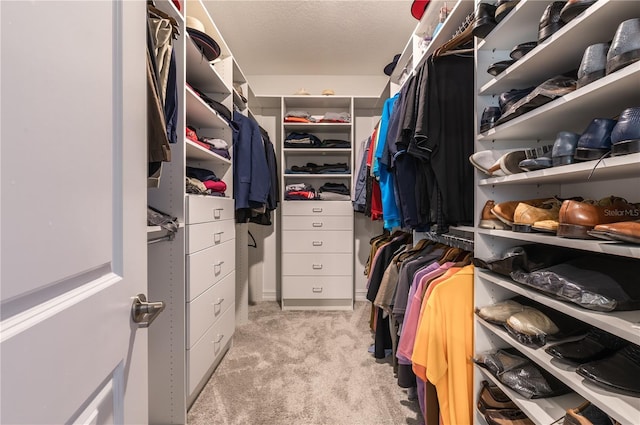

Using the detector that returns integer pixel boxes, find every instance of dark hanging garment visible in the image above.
[415,54,475,227]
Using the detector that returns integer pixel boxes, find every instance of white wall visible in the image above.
[247,74,390,97]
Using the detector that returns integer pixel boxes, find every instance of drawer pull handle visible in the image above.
[312,287,323,293]
[213,208,223,219]
[312,264,323,270]
[312,241,323,246]
[312,208,323,213]
[215,261,225,266]
[213,231,224,243]
[213,334,224,344]
[213,298,224,306]
[312,222,323,227]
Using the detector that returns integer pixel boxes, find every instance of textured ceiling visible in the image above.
[202,1,418,76]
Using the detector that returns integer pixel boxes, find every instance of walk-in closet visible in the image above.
[1,0,639,424]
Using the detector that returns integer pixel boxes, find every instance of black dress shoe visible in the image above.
[510,41,538,60]
[539,1,568,43]
[576,344,640,396]
[480,107,502,132]
[487,60,516,76]
[498,87,534,114]
[473,2,498,39]
[611,106,640,156]
[545,327,629,363]
[574,118,617,161]
[560,0,597,24]
[495,0,520,23]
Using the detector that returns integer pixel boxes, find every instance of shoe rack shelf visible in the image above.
[478,152,640,186]
[476,228,640,259]
[477,316,640,425]
[478,0,640,93]
[474,2,640,425]
[185,85,230,129]
[185,33,229,94]
[478,270,640,346]
[475,360,585,425]
[478,62,640,141]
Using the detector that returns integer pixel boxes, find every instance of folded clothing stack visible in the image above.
[319,111,351,123]
[285,183,316,200]
[318,182,350,201]
[287,162,349,174]
[284,132,322,148]
[186,126,230,159]
[186,166,226,196]
[284,110,316,123]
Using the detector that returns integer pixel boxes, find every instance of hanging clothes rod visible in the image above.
[148,232,175,245]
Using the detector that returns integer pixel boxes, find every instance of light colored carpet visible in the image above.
[187,301,422,425]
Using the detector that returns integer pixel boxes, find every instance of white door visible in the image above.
[1,1,149,424]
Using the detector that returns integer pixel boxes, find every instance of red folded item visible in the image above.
[284,117,310,123]
[203,180,227,192]
[186,127,199,143]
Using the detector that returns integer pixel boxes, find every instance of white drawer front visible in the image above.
[282,215,352,231]
[186,271,235,349]
[282,201,353,216]
[282,230,353,253]
[282,276,353,299]
[187,304,235,396]
[186,220,235,254]
[186,195,234,224]
[282,253,353,276]
[186,239,236,301]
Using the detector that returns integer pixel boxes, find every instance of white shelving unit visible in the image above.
[474,2,640,425]
[280,96,355,310]
[147,0,261,421]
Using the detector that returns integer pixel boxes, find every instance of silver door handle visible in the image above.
[131,294,165,328]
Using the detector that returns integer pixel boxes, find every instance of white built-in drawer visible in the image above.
[282,230,353,253]
[282,200,353,216]
[186,195,234,224]
[282,276,352,299]
[282,215,352,231]
[186,271,235,349]
[186,239,235,301]
[282,253,352,276]
[187,304,234,396]
[186,220,235,254]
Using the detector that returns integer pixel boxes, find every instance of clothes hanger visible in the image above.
[433,13,474,58]
[437,247,463,265]
[148,5,180,37]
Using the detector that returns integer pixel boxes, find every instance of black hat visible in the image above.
[186,16,221,62]
[384,54,401,76]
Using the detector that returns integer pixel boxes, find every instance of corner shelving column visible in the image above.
[473,2,640,424]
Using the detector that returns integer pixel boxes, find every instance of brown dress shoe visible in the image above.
[513,199,561,232]
[531,219,559,233]
[588,220,640,244]
[564,401,620,425]
[480,200,510,229]
[485,409,534,425]
[491,198,550,226]
[557,196,640,239]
